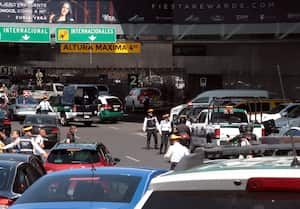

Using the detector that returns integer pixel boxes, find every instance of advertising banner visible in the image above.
[0,0,299,24]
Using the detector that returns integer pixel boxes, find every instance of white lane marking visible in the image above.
[132,132,146,137]
[109,126,120,130]
[126,155,140,162]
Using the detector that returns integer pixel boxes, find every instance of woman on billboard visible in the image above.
[49,1,75,23]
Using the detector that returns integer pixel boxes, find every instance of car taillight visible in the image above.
[247,178,300,192]
[0,197,13,208]
[3,118,10,125]
[262,128,265,136]
[187,101,193,106]
[214,129,220,139]
[52,127,59,134]
[72,105,77,112]
[103,104,112,110]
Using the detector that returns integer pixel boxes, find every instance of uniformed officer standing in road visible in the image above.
[164,134,190,170]
[159,114,172,154]
[36,95,54,114]
[143,109,160,149]
[0,126,47,159]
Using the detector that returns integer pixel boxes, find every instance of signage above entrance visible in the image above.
[56,27,116,43]
[60,43,141,54]
[0,26,50,43]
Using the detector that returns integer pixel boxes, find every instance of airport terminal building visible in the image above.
[1,0,300,101]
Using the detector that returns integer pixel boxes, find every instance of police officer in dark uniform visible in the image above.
[1,126,47,158]
[230,124,257,146]
[174,115,191,147]
[142,109,159,149]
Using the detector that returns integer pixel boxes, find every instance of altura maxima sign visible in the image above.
[0,26,50,43]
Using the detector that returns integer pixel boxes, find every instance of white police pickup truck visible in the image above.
[190,107,265,148]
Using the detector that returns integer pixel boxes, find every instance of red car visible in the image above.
[44,143,120,173]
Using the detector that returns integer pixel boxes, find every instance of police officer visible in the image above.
[143,109,159,149]
[159,114,172,154]
[0,126,47,158]
[230,124,257,146]
[36,95,54,114]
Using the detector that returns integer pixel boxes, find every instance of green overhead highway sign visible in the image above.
[0,26,50,43]
[56,27,116,43]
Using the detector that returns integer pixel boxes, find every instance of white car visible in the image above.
[125,87,162,111]
[275,105,300,129]
[8,96,38,120]
[135,156,300,209]
[262,103,300,122]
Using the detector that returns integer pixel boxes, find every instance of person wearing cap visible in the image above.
[0,86,8,108]
[36,95,54,114]
[164,133,190,170]
[142,108,159,149]
[0,126,47,159]
[159,113,172,154]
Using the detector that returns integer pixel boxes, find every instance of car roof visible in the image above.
[98,95,120,100]
[0,160,24,167]
[52,143,99,151]
[0,153,32,162]
[203,108,246,113]
[150,157,300,191]
[45,167,166,178]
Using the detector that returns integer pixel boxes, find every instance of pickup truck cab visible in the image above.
[191,107,265,148]
[30,83,64,100]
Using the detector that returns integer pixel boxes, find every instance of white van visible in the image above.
[170,89,269,121]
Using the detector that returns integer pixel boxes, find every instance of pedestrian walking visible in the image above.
[164,134,190,170]
[159,114,172,154]
[36,95,54,114]
[142,109,159,149]
[65,125,79,143]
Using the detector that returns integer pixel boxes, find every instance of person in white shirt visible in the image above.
[0,87,8,108]
[164,134,190,170]
[36,95,54,114]
[159,114,172,154]
[35,129,46,149]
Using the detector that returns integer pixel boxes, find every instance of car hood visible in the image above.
[10,202,131,209]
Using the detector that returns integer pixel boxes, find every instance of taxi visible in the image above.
[135,156,300,209]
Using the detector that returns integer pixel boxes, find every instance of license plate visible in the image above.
[84,115,90,119]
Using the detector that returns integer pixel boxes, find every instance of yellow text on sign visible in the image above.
[57,29,69,41]
[60,43,141,54]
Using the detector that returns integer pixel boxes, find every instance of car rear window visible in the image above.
[17,97,37,105]
[15,174,141,203]
[47,149,100,164]
[0,166,10,190]
[211,112,248,123]
[141,191,300,209]
[24,116,56,125]
[107,98,122,106]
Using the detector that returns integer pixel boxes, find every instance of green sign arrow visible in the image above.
[56,27,116,43]
[0,26,50,43]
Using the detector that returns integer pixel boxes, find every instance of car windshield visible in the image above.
[24,116,56,124]
[211,111,248,123]
[47,149,100,164]
[16,97,37,105]
[287,106,300,118]
[141,191,300,209]
[0,166,10,190]
[267,104,288,114]
[15,174,141,203]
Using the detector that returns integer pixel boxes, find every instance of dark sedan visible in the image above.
[0,160,43,208]
[23,115,60,148]
[0,153,46,176]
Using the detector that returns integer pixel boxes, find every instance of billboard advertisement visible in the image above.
[0,0,299,24]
